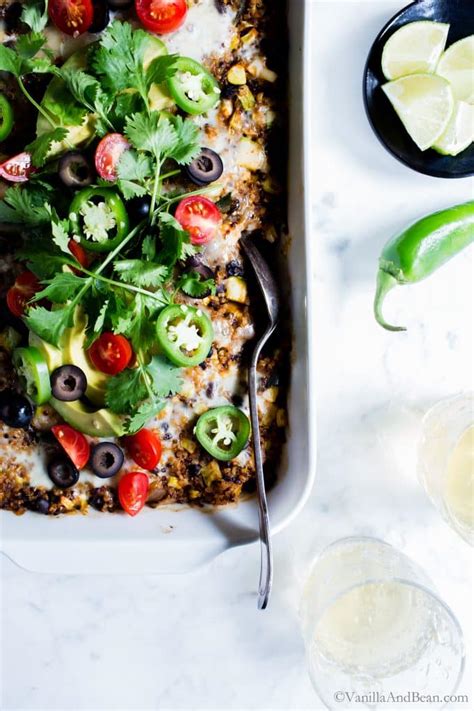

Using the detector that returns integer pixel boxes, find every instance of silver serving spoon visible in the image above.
[241,236,280,610]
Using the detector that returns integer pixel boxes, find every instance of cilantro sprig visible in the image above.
[2,16,224,430]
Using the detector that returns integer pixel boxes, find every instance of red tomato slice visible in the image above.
[0,152,33,183]
[175,196,221,245]
[6,271,41,317]
[123,429,163,471]
[118,471,149,516]
[88,332,133,375]
[51,424,90,470]
[95,133,130,182]
[135,0,187,35]
[48,0,94,35]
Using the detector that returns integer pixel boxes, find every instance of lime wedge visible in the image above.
[437,35,474,104]
[381,21,450,80]
[433,100,474,155]
[382,73,454,151]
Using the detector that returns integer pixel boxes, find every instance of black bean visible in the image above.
[226,260,245,277]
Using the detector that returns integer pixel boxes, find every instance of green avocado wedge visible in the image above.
[37,49,96,157]
[50,397,125,437]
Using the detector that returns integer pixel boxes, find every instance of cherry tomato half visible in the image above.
[118,471,149,516]
[88,332,133,375]
[68,238,91,270]
[0,152,33,183]
[95,133,130,182]
[48,0,94,35]
[51,424,90,470]
[123,429,162,470]
[175,195,221,245]
[135,0,187,35]
[6,271,41,317]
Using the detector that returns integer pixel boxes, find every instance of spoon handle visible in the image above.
[248,325,277,610]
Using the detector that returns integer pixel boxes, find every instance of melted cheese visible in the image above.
[166,0,236,62]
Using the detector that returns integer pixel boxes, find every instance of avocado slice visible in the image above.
[28,331,63,372]
[62,309,108,406]
[37,49,96,157]
[50,397,125,437]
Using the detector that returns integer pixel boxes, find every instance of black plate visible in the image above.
[363,0,474,178]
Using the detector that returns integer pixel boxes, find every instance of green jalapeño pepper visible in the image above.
[167,57,221,115]
[156,304,213,367]
[374,201,474,332]
[69,187,129,253]
[13,346,51,405]
[195,406,250,461]
[0,94,14,142]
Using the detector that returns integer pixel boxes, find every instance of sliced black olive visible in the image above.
[58,152,93,189]
[107,0,134,8]
[51,365,87,402]
[4,2,24,34]
[89,442,124,478]
[128,196,151,223]
[0,389,34,429]
[47,457,80,489]
[90,0,110,32]
[186,255,215,281]
[185,148,224,186]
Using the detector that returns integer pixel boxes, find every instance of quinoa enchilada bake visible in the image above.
[0,0,289,517]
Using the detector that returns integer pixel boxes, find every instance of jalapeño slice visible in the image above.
[194,406,250,461]
[155,304,213,367]
[0,94,14,142]
[167,57,221,115]
[12,346,52,405]
[69,187,129,253]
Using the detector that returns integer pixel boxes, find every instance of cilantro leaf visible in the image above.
[93,300,109,334]
[117,150,153,200]
[158,212,198,264]
[25,305,74,346]
[114,259,169,288]
[110,92,143,130]
[125,111,178,159]
[16,32,46,59]
[141,234,157,261]
[26,127,68,167]
[41,82,88,128]
[16,242,72,280]
[0,185,53,225]
[105,367,148,415]
[91,21,149,100]
[58,68,113,135]
[125,399,166,434]
[105,355,181,430]
[177,271,216,298]
[21,0,48,32]
[0,44,22,76]
[167,116,201,165]
[33,272,84,304]
[48,209,71,252]
[145,54,179,89]
[147,356,183,398]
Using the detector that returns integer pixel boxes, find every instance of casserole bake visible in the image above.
[0,0,314,571]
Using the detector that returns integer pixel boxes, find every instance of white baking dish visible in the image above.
[0,0,315,574]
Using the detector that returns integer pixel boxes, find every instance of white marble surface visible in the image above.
[1,1,473,709]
